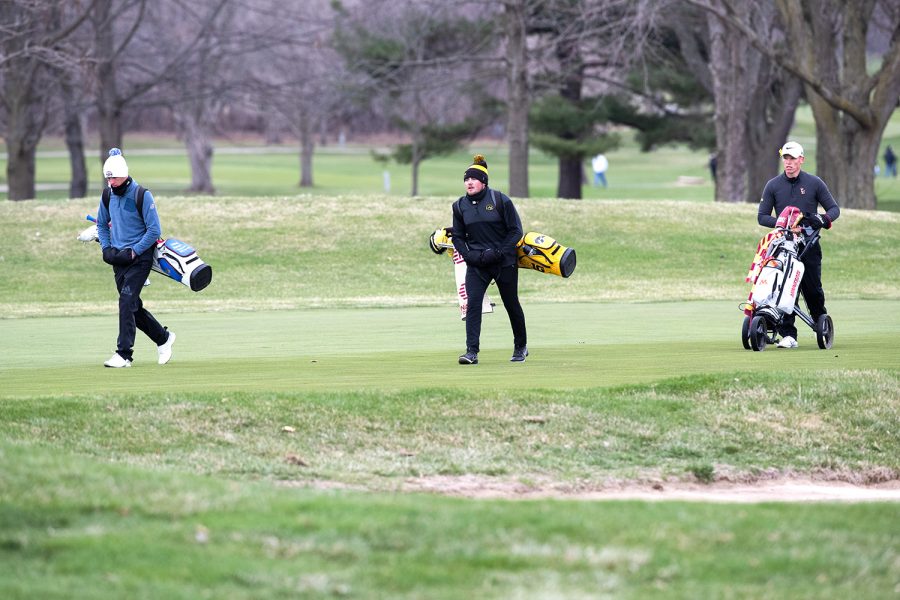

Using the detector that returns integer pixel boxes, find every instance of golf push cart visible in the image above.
[740,206,834,352]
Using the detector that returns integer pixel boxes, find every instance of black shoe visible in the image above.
[458,351,478,365]
[510,346,528,362]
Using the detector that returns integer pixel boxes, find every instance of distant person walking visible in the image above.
[884,145,897,177]
[591,153,608,188]
[452,154,528,365]
[96,148,176,368]
[709,153,718,182]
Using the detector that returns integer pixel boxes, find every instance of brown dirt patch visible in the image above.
[400,474,900,503]
[281,470,900,503]
[402,473,900,503]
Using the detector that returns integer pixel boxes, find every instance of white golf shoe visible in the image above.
[104,353,132,368]
[158,331,176,365]
[776,336,798,349]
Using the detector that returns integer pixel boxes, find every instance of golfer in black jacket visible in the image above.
[452,155,528,364]
[758,141,840,348]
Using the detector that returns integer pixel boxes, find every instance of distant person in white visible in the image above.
[591,153,608,188]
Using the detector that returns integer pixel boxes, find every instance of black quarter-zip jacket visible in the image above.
[758,171,840,228]
[451,186,523,267]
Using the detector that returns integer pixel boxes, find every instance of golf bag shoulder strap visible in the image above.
[453,189,507,220]
[102,185,146,223]
[489,189,506,217]
[452,197,464,221]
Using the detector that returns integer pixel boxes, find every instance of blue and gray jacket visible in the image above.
[96,179,161,255]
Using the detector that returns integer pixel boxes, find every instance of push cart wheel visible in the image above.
[741,316,752,350]
[750,315,768,351]
[815,314,834,349]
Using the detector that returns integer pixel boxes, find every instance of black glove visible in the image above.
[480,248,502,265]
[119,248,137,264]
[463,251,482,267]
[104,247,137,266]
[803,212,829,230]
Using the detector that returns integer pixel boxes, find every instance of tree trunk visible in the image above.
[707,7,755,203]
[556,34,584,200]
[557,156,583,199]
[3,72,45,201]
[4,137,38,202]
[177,112,216,195]
[810,96,880,210]
[773,0,900,208]
[411,155,421,197]
[504,0,529,198]
[299,113,314,188]
[93,0,123,170]
[745,77,802,202]
[61,80,88,199]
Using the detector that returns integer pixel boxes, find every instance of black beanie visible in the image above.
[463,154,488,184]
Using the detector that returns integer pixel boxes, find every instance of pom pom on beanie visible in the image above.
[464,154,488,184]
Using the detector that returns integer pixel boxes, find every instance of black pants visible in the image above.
[464,264,526,353]
[781,245,826,339]
[113,247,167,361]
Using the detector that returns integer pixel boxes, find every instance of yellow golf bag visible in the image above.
[430,227,576,278]
[516,231,577,278]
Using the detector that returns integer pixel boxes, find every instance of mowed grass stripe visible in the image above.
[2,300,898,396]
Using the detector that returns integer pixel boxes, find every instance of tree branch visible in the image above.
[683,0,874,128]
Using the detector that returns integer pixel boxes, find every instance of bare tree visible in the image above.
[247,0,345,189]
[703,1,801,202]
[0,0,96,200]
[525,0,657,199]
[85,0,230,175]
[334,0,499,196]
[687,0,900,209]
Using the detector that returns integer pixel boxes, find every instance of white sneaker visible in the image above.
[158,331,176,365]
[777,336,798,349]
[104,353,132,368]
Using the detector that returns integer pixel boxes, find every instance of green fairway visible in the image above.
[2,300,899,396]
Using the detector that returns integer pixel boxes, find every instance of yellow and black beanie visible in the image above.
[463,154,488,184]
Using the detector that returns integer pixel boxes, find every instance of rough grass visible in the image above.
[2,371,898,489]
[2,196,899,318]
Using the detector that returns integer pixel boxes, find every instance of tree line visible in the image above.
[1,0,898,208]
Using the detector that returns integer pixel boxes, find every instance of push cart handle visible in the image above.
[797,227,821,261]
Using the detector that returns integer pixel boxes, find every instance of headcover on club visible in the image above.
[429,227,453,254]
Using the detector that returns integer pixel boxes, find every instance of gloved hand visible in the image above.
[102,247,117,265]
[803,212,830,230]
[103,247,137,266]
[119,248,136,264]
[480,248,502,265]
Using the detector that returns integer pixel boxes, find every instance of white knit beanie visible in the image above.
[103,148,129,178]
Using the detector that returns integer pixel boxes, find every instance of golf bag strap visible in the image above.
[489,189,506,218]
[102,185,146,225]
